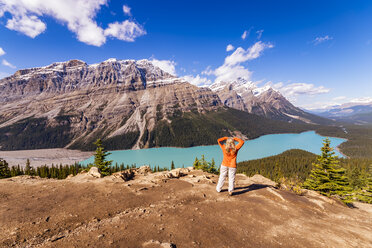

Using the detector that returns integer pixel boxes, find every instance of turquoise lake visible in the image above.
[81,131,346,169]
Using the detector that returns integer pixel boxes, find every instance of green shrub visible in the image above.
[193,155,218,174]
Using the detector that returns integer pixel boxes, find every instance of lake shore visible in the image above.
[0,131,347,167]
[0,149,93,167]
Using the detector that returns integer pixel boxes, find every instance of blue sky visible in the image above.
[0,0,371,109]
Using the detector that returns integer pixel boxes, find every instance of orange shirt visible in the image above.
[218,137,245,168]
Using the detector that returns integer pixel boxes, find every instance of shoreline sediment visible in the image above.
[0,148,93,167]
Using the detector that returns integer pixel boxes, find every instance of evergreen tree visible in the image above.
[25,159,31,175]
[208,158,218,174]
[0,158,11,179]
[274,162,283,182]
[171,160,175,170]
[354,164,372,203]
[303,138,351,202]
[193,157,199,169]
[193,155,218,174]
[92,139,113,176]
[350,167,365,190]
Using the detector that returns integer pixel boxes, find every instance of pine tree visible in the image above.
[354,164,372,203]
[93,139,113,177]
[171,161,175,170]
[0,158,11,179]
[25,159,31,175]
[350,167,365,190]
[193,157,199,169]
[208,158,218,174]
[275,162,283,182]
[304,138,351,202]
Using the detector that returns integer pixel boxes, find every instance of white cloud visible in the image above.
[150,59,177,75]
[241,30,248,40]
[182,74,211,86]
[301,101,341,110]
[0,0,146,46]
[123,5,131,16]
[270,82,330,102]
[349,97,372,104]
[202,41,273,84]
[226,44,234,52]
[214,64,252,84]
[0,47,5,56]
[313,35,333,45]
[303,96,372,110]
[2,59,16,69]
[224,41,273,66]
[6,14,46,38]
[256,29,264,39]
[201,66,213,76]
[332,96,347,101]
[104,20,146,42]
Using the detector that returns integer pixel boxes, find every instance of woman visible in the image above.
[216,136,245,196]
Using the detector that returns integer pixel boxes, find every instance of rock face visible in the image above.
[0,59,328,151]
[209,78,333,125]
[0,59,222,150]
[87,167,102,178]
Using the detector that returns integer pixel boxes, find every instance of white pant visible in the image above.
[216,165,236,193]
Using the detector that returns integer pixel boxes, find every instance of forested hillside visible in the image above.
[237,149,372,188]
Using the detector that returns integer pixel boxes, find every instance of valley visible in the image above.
[0,59,371,161]
[0,59,347,153]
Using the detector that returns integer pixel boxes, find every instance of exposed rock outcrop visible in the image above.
[1,170,371,248]
[87,167,102,178]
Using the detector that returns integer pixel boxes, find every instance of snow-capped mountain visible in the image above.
[209,78,333,125]
[0,59,335,151]
[0,59,223,150]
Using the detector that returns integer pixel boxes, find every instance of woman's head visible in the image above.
[225,137,236,153]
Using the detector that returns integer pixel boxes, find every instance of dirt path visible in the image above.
[0,148,93,167]
[0,169,371,248]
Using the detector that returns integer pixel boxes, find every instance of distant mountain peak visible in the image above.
[209,78,332,125]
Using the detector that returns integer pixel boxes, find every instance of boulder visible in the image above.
[136,165,152,175]
[170,168,187,178]
[87,167,102,178]
[112,169,135,181]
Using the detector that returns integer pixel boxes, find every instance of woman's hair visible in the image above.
[225,137,236,153]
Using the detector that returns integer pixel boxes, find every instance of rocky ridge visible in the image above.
[0,59,329,151]
[209,78,333,125]
[0,59,222,150]
[0,166,371,247]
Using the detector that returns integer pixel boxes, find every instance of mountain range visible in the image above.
[208,78,333,125]
[0,59,331,151]
[310,101,372,125]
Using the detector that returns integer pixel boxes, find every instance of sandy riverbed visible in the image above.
[0,148,93,167]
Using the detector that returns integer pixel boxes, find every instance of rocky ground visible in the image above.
[0,149,93,167]
[0,167,371,248]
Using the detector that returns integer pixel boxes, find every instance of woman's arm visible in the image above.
[217,137,228,148]
[233,137,245,150]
